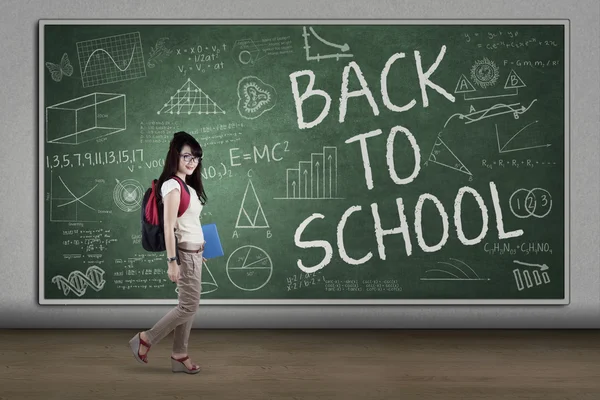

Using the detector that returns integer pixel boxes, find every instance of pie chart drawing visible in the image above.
[226,245,273,291]
[113,178,143,212]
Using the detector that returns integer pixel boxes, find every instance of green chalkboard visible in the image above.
[38,20,569,305]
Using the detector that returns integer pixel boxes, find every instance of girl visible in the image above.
[129,131,207,374]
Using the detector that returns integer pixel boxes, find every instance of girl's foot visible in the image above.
[171,353,200,373]
[129,332,151,363]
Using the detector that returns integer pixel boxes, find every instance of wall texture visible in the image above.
[1,0,598,328]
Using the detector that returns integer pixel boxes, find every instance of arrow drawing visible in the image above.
[513,260,549,271]
[314,161,320,198]
[443,99,537,129]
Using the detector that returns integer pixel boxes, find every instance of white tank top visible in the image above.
[160,178,204,244]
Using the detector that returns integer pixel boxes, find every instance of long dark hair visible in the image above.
[156,131,207,205]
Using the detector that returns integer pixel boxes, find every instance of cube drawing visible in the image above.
[46,93,126,144]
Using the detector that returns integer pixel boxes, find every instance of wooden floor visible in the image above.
[0,329,598,399]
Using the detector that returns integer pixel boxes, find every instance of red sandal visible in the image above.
[171,355,201,374]
[129,333,151,364]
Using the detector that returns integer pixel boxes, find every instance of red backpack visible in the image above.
[141,175,190,252]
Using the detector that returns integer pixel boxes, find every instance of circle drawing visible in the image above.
[470,57,499,88]
[509,188,552,219]
[113,179,144,212]
[226,245,273,291]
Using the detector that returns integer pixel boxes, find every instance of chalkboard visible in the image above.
[38,20,569,305]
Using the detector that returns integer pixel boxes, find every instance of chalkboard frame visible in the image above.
[38,19,570,305]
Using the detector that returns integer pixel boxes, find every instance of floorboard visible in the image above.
[0,329,598,399]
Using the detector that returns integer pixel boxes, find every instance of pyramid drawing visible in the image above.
[176,261,218,295]
[200,262,218,294]
[157,78,226,115]
[428,136,472,176]
[235,179,269,228]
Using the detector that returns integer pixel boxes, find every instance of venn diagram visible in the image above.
[509,188,552,219]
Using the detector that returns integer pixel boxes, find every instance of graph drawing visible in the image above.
[274,146,342,200]
[302,26,353,62]
[50,170,101,223]
[76,32,146,88]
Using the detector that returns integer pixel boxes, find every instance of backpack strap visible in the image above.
[171,175,191,217]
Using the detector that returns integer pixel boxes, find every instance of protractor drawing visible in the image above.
[113,178,144,212]
[76,32,146,88]
[226,245,273,291]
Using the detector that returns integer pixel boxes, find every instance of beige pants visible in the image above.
[144,246,203,354]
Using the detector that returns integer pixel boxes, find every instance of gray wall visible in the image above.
[1,0,598,328]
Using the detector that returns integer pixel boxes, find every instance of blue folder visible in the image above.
[201,223,224,259]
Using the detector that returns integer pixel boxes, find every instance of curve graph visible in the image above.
[76,32,146,88]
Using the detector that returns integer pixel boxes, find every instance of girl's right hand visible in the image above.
[168,263,180,283]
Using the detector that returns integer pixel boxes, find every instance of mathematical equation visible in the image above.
[483,242,554,256]
[463,29,521,42]
[60,228,117,253]
[139,120,181,144]
[45,149,144,170]
[176,43,228,75]
[229,141,290,167]
[502,59,561,68]
[202,132,243,147]
[286,271,324,291]
[201,162,234,181]
[324,279,403,293]
[463,30,560,50]
[113,277,170,291]
[479,39,559,51]
[481,159,557,170]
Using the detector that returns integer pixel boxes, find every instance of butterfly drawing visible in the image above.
[45,53,73,82]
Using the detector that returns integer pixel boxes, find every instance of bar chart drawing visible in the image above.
[274,146,343,200]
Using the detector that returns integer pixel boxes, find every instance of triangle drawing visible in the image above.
[157,78,226,115]
[235,179,269,228]
[504,69,526,89]
[428,136,472,176]
[454,74,476,94]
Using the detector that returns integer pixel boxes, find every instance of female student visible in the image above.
[129,131,207,374]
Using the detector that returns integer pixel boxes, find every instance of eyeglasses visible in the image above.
[180,153,201,164]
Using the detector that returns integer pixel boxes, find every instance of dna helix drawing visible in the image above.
[51,265,106,297]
